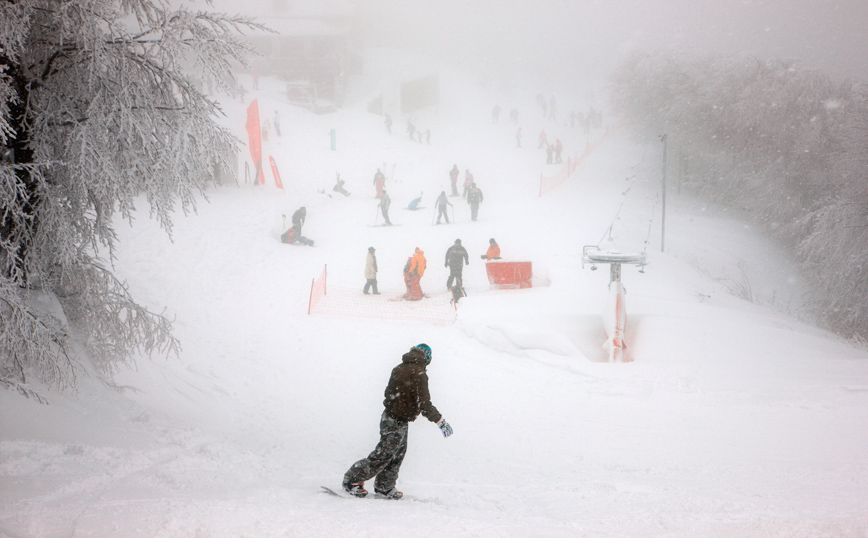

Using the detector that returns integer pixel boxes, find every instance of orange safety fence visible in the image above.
[308,265,327,314]
[539,126,613,196]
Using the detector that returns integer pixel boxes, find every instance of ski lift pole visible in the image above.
[660,133,667,252]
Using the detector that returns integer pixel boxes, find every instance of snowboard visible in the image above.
[320,486,433,503]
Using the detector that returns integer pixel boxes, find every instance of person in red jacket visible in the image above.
[403,247,426,300]
[342,344,452,499]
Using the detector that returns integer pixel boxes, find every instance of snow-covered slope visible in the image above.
[2,52,867,538]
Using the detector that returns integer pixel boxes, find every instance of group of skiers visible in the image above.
[369,165,485,224]
[362,238,500,302]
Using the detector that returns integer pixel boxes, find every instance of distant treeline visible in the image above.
[610,53,868,342]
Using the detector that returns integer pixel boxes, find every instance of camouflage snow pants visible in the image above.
[343,410,408,492]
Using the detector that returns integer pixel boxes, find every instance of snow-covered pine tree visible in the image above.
[0,0,261,394]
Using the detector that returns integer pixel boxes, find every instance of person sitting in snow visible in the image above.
[407,193,423,211]
[333,174,350,196]
[481,238,501,260]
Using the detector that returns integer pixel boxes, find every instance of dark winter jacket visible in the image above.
[445,244,469,272]
[383,347,442,423]
[467,186,483,205]
[292,208,306,228]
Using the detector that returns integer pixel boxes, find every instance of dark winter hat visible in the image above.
[368,246,375,252]
[413,343,432,363]
[490,238,496,244]
[455,239,461,245]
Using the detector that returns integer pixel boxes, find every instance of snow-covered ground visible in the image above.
[2,50,868,538]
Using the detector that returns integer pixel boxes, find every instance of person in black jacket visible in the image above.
[291,206,306,234]
[342,344,452,499]
[445,239,469,291]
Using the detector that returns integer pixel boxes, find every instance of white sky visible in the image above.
[198,0,868,81]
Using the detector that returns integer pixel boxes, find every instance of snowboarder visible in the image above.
[333,174,350,196]
[407,193,423,211]
[364,247,380,294]
[445,239,469,291]
[481,238,501,260]
[467,183,483,221]
[379,189,392,225]
[462,169,474,199]
[342,343,453,498]
[291,206,306,234]
[449,164,460,196]
[435,191,452,224]
[403,247,426,300]
[373,168,386,198]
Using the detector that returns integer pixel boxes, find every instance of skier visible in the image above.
[406,119,416,140]
[481,238,501,260]
[467,183,483,221]
[379,189,392,225]
[291,206,306,234]
[384,113,392,133]
[555,139,563,163]
[546,143,554,164]
[445,239,469,291]
[538,129,547,149]
[492,104,501,124]
[363,247,380,295]
[435,191,452,224]
[462,169,474,198]
[342,343,453,499]
[403,247,426,300]
[373,168,386,198]
[510,108,519,124]
[273,110,281,137]
[516,127,522,148]
[449,164,460,196]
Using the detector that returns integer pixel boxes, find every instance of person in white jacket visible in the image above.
[363,247,380,294]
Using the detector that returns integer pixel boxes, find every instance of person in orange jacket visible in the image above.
[403,247,427,300]
[481,238,501,260]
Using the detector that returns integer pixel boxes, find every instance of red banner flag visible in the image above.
[269,156,284,190]
[246,100,264,185]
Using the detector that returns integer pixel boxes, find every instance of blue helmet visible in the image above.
[414,343,432,364]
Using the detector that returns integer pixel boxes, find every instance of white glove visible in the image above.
[437,418,453,438]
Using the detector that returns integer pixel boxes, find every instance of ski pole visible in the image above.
[282,214,286,233]
[431,206,437,225]
[374,203,380,226]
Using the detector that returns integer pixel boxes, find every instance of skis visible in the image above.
[368,223,402,227]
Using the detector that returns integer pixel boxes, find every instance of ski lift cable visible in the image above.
[595,151,647,248]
